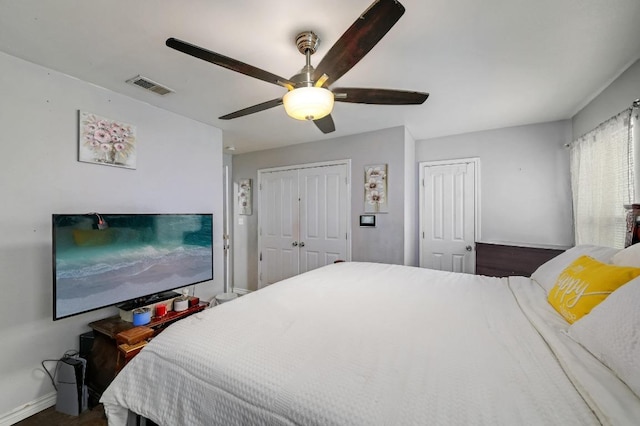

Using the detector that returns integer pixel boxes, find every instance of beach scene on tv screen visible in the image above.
[54,214,213,318]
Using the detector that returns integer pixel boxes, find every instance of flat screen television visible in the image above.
[52,213,213,320]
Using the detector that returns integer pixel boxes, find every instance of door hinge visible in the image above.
[422,178,425,187]
[345,233,348,240]
[422,231,425,239]
[259,251,262,261]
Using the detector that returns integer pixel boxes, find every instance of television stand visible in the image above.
[85,298,208,404]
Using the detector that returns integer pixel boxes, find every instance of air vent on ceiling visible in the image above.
[126,75,174,95]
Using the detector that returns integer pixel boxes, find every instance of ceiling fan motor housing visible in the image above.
[295,31,319,55]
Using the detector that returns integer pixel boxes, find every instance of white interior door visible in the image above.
[298,164,348,272]
[259,162,350,288]
[259,169,299,286]
[420,159,477,273]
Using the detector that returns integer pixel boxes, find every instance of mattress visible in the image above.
[100,262,640,425]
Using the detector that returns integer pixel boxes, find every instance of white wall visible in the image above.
[415,120,574,247]
[0,51,224,421]
[231,127,409,291]
[573,59,640,139]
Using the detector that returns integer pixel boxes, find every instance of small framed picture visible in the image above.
[78,111,137,169]
[238,178,252,215]
[364,164,388,213]
[359,215,376,227]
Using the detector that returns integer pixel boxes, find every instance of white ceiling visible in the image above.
[1,0,639,154]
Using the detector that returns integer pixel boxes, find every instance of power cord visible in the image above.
[41,350,81,391]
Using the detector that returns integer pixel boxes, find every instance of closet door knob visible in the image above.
[292,241,298,247]
[299,242,305,247]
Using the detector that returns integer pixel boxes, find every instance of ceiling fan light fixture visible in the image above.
[283,87,334,121]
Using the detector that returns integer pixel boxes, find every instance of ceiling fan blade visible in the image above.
[219,98,283,120]
[166,38,294,89]
[333,88,429,105]
[314,115,336,134]
[314,0,405,87]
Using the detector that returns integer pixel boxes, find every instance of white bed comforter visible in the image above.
[100,262,638,425]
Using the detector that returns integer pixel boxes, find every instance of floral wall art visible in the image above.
[79,111,137,169]
[364,164,388,213]
[238,178,252,215]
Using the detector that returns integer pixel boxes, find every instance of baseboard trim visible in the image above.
[0,392,56,426]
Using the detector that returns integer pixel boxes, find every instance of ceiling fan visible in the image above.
[166,0,429,134]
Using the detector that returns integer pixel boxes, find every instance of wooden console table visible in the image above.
[85,300,208,402]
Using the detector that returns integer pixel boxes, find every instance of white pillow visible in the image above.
[531,244,620,294]
[611,243,640,267]
[568,277,640,397]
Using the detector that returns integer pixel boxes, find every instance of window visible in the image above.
[569,109,635,248]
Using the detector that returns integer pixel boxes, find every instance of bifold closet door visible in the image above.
[298,164,348,272]
[259,164,349,288]
[260,169,300,286]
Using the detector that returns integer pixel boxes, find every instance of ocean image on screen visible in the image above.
[53,214,213,319]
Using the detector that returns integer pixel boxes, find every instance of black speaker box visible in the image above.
[79,331,94,360]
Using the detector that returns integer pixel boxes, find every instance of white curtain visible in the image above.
[569,110,634,248]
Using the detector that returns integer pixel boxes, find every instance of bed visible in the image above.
[100,245,640,425]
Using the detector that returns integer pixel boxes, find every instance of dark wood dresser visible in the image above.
[85,300,207,403]
[475,242,568,277]
[624,204,640,247]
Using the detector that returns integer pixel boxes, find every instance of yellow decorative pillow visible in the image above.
[548,255,640,323]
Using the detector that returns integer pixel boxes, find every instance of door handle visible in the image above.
[465,245,473,251]
[292,241,298,247]
[299,242,305,247]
